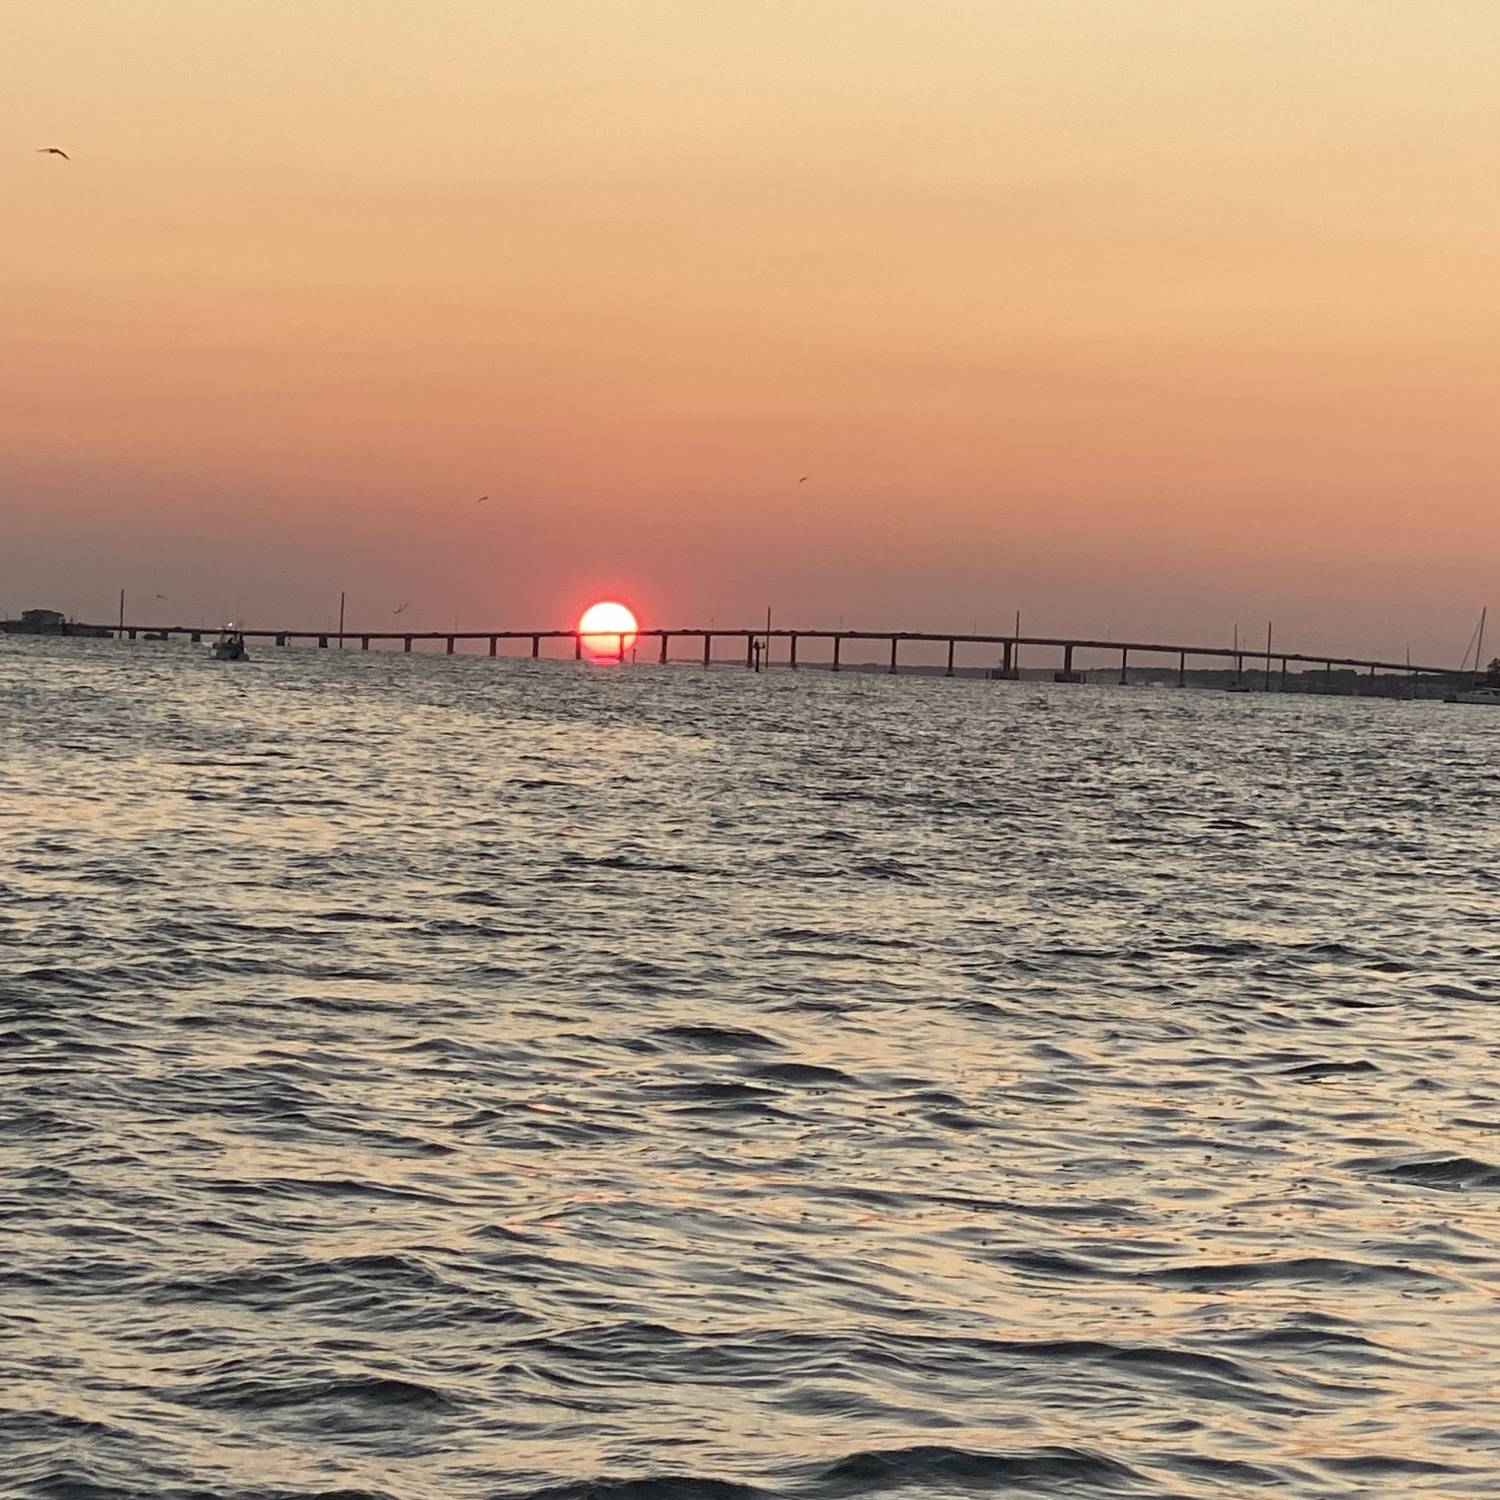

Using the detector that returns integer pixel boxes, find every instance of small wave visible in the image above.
[1150,1256,1448,1289]
[1347,1153,1500,1190]
[191,1175,457,1205]
[183,1368,458,1414]
[1315,1453,1472,1476]
[1161,1452,1286,1486]
[155,1250,456,1305]
[850,859,927,884]
[751,1062,855,1087]
[453,887,507,905]
[762,927,917,950]
[811,1443,1139,1494]
[1001,1249,1107,1280]
[1225,1323,1385,1356]
[1277,1059,1379,1081]
[508,1480,762,1500]
[562,852,713,877]
[654,1024,782,1052]
[643,1080,780,1103]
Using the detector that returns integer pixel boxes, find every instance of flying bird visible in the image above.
[155,593,168,601]
[475,494,488,504]
[798,475,810,483]
[393,603,409,616]
[36,147,69,160]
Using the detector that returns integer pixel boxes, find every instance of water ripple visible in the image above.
[3,636,1500,1498]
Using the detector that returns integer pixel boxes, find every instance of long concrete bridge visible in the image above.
[106,622,1457,689]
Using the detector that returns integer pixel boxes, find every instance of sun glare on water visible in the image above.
[578,601,640,658]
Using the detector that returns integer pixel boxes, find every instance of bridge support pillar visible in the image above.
[488,636,497,657]
[1119,647,1129,685]
[702,633,711,667]
[1177,650,1186,687]
[446,636,455,655]
[889,637,898,675]
[361,636,369,651]
[532,634,540,659]
[832,636,842,672]
[574,634,582,661]
[1281,657,1288,692]
[746,633,755,669]
[276,634,286,648]
[946,639,955,677]
[789,633,798,669]
[659,633,669,664]
[318,635,328,648]
[1054,642,1083,683]
[403,636,412,653]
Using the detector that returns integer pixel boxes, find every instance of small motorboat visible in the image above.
[211,626,249,661]
[1447,685,1500,705]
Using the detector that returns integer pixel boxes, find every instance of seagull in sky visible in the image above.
[798,475,810,483]
[393,602,409,616]
[476,494,488,504]
[155,593,168,601]
[36,147,69,160]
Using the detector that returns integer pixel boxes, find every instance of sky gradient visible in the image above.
[5,1,1498,660]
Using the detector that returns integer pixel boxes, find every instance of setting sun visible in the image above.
[578,601,639,659]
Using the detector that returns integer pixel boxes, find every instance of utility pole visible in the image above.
[338,591,346,649]
[118,589,125,636]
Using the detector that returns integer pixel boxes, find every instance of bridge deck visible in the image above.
[104,624,1453,677]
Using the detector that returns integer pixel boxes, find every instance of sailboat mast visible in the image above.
[1479,607,1488,679]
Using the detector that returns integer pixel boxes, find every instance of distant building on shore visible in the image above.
[1,607,110,638]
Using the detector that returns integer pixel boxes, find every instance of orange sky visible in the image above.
[4,1,1497,660]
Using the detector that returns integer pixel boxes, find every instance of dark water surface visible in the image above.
[4,636,1499,1499]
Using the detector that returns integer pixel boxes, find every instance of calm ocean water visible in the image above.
[4,635,1499,1500]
